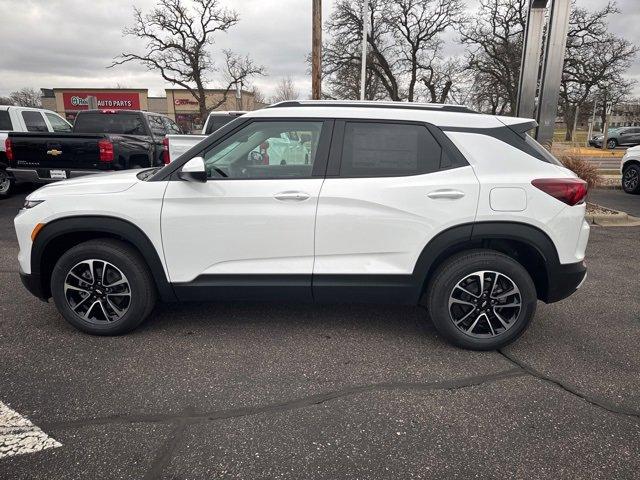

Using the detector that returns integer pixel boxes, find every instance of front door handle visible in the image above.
[274,191,310,201]
[427,189,465,200]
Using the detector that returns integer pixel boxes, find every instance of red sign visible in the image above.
[62,92,141,111]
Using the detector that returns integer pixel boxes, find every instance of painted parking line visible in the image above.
[0,401,61,459]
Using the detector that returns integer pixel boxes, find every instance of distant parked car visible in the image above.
[621,145,640,194]
[0,105,72,197]
[589,126,640,149]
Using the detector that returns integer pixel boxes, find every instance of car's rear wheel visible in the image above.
[426,250,537,350]
[50,239,156,335]
[622,164,640,194]
[0,168,14,198]
[607,138,618,149]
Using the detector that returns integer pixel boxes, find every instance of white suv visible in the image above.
[14,101,590,350]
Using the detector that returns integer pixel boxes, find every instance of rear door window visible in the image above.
[339,122,442,177]
[22,111,48,132]
[0,111,12,130]
[74,113,147,135]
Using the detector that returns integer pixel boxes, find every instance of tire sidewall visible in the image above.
[427,252,537,350]
[51,242,152,335]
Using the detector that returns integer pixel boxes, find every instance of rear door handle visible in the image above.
[274,191,310,201]
[427,189,465,200]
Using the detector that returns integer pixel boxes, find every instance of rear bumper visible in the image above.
[19,268,48,301]
[544,260,587,303]
[7,168,104,183]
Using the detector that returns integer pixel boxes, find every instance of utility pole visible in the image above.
[311,0,322,100]
[359,0,369,101]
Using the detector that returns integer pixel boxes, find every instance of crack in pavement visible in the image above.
[498,349,640,420]
[42,368,525,431]
[142,407,193,480]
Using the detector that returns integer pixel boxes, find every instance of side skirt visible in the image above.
[171,274,420,305]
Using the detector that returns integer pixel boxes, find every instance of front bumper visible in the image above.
[544,260,587,303]
[19,267,48,301]
[7,168,103,184]
[589,139,603,148]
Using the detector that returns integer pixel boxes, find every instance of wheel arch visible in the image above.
[31,216,176,302]
[413,222,560,303]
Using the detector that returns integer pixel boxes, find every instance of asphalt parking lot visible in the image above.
[1,187,639,479]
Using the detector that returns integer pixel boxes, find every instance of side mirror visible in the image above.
[178,157,207,183]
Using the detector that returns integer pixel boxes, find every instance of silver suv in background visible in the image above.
[589,126,640,149]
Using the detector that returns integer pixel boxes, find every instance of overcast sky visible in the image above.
[0,0,639,100]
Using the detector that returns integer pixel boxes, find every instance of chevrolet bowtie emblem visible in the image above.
[47,149,62,156]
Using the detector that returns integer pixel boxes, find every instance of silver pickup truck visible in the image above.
[165,111,246,162]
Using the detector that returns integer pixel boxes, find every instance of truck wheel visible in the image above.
[50,239,157,335]
[426,250,537,350]
[0,168,14,198]
[622,164,640,194]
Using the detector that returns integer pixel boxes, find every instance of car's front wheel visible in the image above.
[607,138,618,149]
[50,239,156,335]
[622,164,640,194]
[426,250,537,350]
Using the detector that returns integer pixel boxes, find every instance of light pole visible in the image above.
[359,0,369,101]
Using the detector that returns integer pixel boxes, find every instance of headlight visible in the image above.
[23,199,45,209]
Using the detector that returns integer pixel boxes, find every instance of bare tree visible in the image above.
[270,77,300,103]
[249,86,267,106]
[110,0,264,119]
[322,0,465,102]
[460,0,526,114]
[560,2,638,140]
[596,77,635,132]
[9,88,42,108]
[0,97,13,106]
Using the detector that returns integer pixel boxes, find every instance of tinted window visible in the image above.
[22,111,48,132]
[45,112,72,132]
[0,111,12,130]
[147,114,167,136]
[340,122,441,177]
[74,113,146,135]
[205,115,238,135]
[202,121,323,179]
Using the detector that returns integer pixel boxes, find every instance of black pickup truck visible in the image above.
[6,109,182,185]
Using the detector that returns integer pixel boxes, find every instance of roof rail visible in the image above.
[266,100,477,114]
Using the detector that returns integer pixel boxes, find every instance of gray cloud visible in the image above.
[0,0,638,99]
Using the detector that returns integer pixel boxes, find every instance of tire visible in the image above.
[426,249,537,350]
[0,168,14,198]
[50,239,157,335]
[622,164,640,194]
[606,138,618,149]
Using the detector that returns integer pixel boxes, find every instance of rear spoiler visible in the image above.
[496,117,538,138]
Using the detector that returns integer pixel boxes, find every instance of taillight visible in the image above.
[98,139,114,162]
[532,178,588,206]
[5,138,13,163]
[162,137,170,164]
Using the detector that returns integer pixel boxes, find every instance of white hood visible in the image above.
[28,169,143,198]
